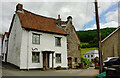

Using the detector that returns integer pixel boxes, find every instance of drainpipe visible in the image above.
[27,31,29,70]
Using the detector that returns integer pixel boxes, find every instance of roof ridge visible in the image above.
[23,9,59,21]
[101,26,120,43]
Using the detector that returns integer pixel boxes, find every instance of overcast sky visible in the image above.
[0,0,119,34]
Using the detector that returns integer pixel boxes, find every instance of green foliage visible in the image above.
[77,28,116,48]
[81,57,92,66]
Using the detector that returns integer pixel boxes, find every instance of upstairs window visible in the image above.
[55,37,61,46]
[32,33,40,44]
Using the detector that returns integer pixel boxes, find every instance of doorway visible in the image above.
[43,52,50,69]
[68,57,72,68]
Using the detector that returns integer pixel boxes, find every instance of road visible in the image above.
[1,62,99,77]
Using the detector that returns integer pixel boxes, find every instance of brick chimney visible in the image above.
[57,14,61,26]
[16,3,23,11]
[67,16,72,24]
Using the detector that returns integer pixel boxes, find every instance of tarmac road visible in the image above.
[2,62,99,77]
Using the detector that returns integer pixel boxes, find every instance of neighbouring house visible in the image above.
[7,3,68,70]
[102,26,120,61]
[62,16,81,68]
[83,50,99,62]
[0,34,2,56]
[1,32,9,62]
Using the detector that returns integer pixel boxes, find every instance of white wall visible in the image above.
[2,35,7,61]
[7,14,23,67]
[83,53,99,61]
[0,37,1,55]
[7,13,67,69]
[20,30,68,69]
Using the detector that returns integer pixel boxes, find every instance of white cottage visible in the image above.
[7,4,68,70]
[83,50,99,61]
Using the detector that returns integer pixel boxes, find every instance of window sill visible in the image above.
[56,63,61,64]
[55,46,61,47]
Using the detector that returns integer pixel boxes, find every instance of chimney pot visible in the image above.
[67,16,72,24]
[16,3,23,11]
[58,14,60,19]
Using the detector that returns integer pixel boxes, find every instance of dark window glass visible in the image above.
[78,44,80,50]
[75,58,77,63]
[32,52,40,63]
[56,54,61,63]
[32,33,40,44]
[67,44,69,49]
[91,55,93,57]
[55,37,61,46]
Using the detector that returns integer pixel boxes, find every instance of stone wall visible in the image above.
[63,17,81,68]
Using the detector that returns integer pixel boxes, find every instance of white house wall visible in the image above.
[20,30,68,69]
[0,37,1,55]
[7,14,23,67]
[83,53,99,61]
[2,35,7,62]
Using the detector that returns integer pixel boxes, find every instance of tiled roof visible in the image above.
[17,9,67,35]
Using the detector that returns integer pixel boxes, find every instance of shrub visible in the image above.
[56,66,61,70]
[81,57,93,67]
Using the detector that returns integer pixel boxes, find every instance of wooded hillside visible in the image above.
[77,28,116,48]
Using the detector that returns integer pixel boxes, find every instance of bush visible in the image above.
[56,66,61,70]
[81,57,93,67]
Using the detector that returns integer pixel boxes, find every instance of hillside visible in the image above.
[77,28,116,48]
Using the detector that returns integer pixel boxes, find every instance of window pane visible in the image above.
[56,54,61,63]
[32,52,40,63]
[75,58,77,63]
[32,33,40,44]
[55,37,61,46]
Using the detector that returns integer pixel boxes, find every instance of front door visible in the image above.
[43,52,49,69]
[68,57,72,68]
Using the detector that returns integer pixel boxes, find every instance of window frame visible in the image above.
[55,37,61,47]
[55,53,61,63]
[32,52,40,63]
[32,33,40,44]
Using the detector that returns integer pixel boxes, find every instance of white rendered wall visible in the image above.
[7,14,23,67]
[0,37,1,55]
[83,53,99,61]
[20,30,68,69]
[2,35,7,62]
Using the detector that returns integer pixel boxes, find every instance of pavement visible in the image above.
[1,62,99,77]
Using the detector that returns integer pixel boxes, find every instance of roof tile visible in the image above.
[17,9,67,35]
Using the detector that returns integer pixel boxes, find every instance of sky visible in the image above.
[0,0,119,34]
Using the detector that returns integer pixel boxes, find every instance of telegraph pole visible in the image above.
[94,0,103,74]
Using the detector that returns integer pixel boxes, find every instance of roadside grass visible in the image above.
[81,47,98,57]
